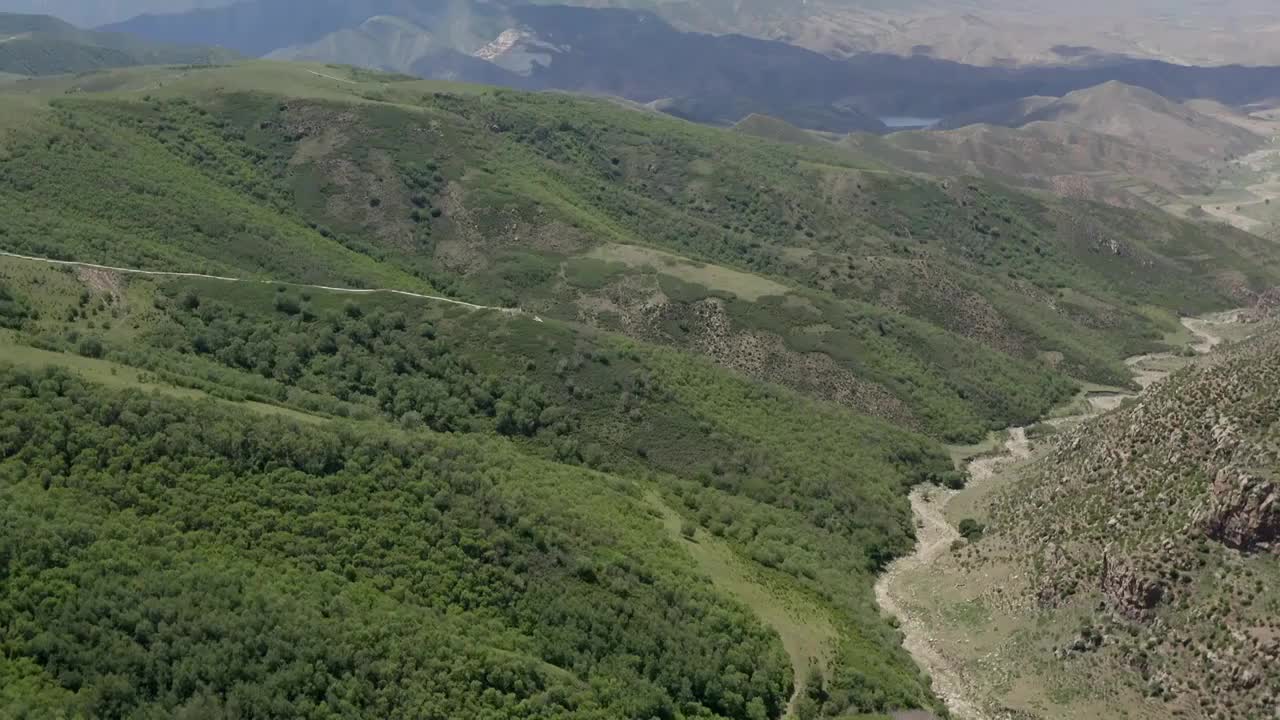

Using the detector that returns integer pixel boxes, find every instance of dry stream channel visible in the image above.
[873,313,1238,720]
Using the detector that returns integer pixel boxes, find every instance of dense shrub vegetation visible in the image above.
[3,64,1277,719]
[0,365,794,719]
[0,262,951,717]
[4,79,1271,442]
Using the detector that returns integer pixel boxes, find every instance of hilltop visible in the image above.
[0,12,236,76]
[98,1,1280,131]
[737,82,1277,214]
[5,63,1279,439]
[950,82,1267,166]
[0,1,238,29]
[20,0,1280,71]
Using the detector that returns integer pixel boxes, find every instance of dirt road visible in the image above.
[0,250,518,314]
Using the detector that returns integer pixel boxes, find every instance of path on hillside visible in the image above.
[874,315,1233,720]
[0,250,520,314]
[306,69,358,84]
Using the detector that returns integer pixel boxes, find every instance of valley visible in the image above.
[2,3,1280,719]
[876,314,1249,719]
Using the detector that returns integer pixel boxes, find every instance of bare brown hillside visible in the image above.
[1018,82,1266,165]
[851,121,1215,195]
[739,82,1275,202]
[672,0,1280,67]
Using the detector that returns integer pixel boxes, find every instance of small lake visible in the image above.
[880,116,941,129]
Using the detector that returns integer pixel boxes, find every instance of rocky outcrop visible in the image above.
[980,320,1280,718]
[1246,286,1280,320]
[1034,542,1081,609]
[1099,551,1165,620]
[1199,468,1279,553]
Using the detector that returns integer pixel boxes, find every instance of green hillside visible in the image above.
[0,12,237,76]
[3,62,1276,441]
[2,60,1279,720]
[0,250,952,719]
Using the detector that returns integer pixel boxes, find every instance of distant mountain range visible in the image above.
[939,81,1265,166]
[16,0,1279,67]
[103,1,896,132]
[0,12,236,76]
[96,0,1280,133]
[738,80,1272,208]
[0,1,237,29]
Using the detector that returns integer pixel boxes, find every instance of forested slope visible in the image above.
[2,60,1280,720]
[0,365,792,719]
[3,63,1277,442]
[0,254,950,718]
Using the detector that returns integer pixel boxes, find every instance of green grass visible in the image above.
[946,430,1009,469]
[0,328,201,396]
[650,493,837,719]
[589,243,790,301]
[0,329,327,423]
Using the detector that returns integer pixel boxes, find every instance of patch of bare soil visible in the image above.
[76,266,126,304]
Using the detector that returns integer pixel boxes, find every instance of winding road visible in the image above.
[874,315,1233,720]
[0,250,521,315]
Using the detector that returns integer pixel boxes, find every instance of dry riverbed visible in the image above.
[874,314,1238,719]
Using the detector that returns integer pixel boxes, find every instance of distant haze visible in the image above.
[6,0,1275,29]
[8,0,1280,67]
[0,1,237,27]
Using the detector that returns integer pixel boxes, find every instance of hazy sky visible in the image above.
[2,0,1272,31]
[0,1,237,28]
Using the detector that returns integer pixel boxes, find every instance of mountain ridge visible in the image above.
[98,1,1280,131]
[738,80,1276,212]
[0,11,237,75]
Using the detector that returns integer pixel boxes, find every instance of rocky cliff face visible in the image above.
[982,322,1280,719]
[1100,551,1166,620]
[1200,468,1279,552]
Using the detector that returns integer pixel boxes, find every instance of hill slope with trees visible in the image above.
[2,60,1280,720]
[3,63,1278,440]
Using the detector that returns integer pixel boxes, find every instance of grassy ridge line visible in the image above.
[0,328,329,425]
[0,250,513,314]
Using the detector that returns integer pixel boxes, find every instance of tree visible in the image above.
[958,518,985,541]
[77,336,105,359]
